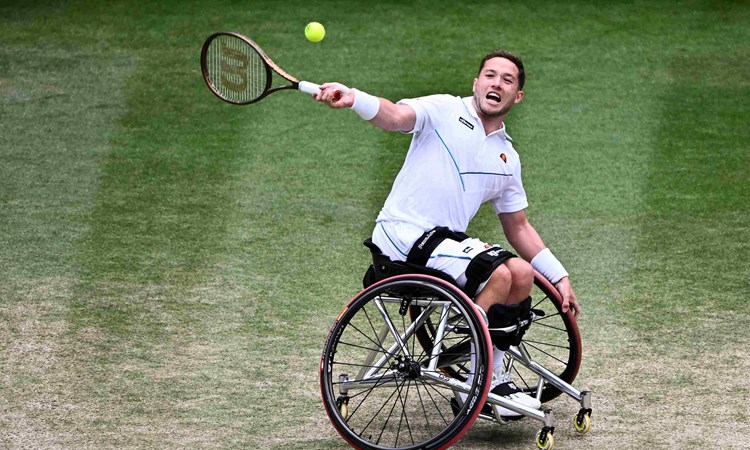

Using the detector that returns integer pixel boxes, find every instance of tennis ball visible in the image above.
[305,22,325,43]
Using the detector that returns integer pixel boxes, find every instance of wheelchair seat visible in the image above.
[362,238,460,289]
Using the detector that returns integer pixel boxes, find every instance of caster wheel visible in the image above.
[336,397,350,420]
[536,430,554,450]
[339,401,349,420]
[573,412,592,434]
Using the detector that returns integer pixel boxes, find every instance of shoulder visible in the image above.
[396,95,462,133]
[398,94,462,111]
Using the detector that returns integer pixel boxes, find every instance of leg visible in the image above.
[506,272,584,403]
[475,257,534,312]
[428,239,541,417]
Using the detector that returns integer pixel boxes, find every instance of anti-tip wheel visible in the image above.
[536,430,555,450]
[573,412,592,434]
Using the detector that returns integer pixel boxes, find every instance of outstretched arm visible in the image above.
[313,82,416,133]
[499,210,581,317]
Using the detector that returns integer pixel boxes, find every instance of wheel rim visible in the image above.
[410,272,581,404]
[320,275,492,450]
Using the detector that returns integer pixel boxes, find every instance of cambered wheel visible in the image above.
[321,274,493,450]
[413,272,581,404]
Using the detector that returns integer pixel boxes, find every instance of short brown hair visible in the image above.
[478,50,525,89]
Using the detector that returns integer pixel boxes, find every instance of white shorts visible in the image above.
[372,221,497,290]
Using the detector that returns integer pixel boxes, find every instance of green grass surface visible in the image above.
[1,1,748,448]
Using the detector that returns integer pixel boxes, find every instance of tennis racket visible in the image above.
[200,31,345,105]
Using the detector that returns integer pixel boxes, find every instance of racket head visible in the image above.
[201,32,276,105]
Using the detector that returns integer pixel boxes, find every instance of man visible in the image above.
[313,50,581,417]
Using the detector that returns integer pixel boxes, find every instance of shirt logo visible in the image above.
[458,117,474,130]
[500,153,507,163]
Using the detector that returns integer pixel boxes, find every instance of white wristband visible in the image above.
[350,88,380,120]
[531,248,569,284]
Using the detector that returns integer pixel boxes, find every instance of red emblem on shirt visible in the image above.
[500,153,507,163]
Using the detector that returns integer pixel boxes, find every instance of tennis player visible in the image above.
[313,50,580,417]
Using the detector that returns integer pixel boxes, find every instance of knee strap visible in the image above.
[464,246,516,298]
[487,297,532,350]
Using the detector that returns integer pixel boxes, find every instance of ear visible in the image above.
[514,90,525,104]
[472,77,478,93]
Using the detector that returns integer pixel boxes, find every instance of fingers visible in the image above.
[555,278,581,318]
[559,293,581,318]
[566,297,582,318]
[315,82,353,108]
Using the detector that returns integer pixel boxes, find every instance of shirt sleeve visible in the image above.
[396,94,456,135]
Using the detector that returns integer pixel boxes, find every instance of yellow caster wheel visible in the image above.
[339,402,349,420]
[536,431,554,450]
[573,412,592,434]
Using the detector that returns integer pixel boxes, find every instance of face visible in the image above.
[472,57,524,119]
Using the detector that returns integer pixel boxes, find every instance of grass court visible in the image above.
[1,1,748,448]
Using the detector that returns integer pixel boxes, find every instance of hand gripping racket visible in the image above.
[200,31,345,105]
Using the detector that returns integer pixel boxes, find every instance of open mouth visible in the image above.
[486,92,501,104]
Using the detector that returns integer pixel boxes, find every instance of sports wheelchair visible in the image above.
[320,240,593,449]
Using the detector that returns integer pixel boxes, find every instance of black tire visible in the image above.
[321,274,492,450]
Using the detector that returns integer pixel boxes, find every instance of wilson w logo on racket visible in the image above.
[201,31,345,105]
[219,42,249,93]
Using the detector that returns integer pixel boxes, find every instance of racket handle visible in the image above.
[298,81,321,95]
[298,81,349,101]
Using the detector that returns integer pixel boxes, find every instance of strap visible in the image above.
[463,246,515,297]
[406,227,469,266]
[486,297,533,350]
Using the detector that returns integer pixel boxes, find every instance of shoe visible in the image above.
[454,368,541,421]
[487,368,541,419]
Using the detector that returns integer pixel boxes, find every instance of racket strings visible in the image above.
[207,35,267,103]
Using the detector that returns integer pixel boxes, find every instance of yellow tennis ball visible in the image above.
[305,22,325,43]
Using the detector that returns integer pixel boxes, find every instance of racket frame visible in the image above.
[201,31,304,105]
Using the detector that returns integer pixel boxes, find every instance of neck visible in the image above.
[472,98,506,135]
[478,112,505,135]
[482,118,504,135]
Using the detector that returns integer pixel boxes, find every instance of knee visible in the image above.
[490,264,512,286]
[505,259,534,302]
[512,260,534,287]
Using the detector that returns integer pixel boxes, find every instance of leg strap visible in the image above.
[487,297,533,350]
[463,246,515,298]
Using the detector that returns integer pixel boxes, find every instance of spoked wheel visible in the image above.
[412,272,581,405]
[320,274,492,450]
[509,272,582,403]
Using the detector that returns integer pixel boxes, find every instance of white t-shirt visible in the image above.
[374,94,527,254]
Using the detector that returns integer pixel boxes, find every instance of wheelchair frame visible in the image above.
[320,264,592,450]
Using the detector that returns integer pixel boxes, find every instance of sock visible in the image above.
[493,346,506,372]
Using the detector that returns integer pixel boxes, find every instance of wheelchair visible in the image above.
[320,240,593,450]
